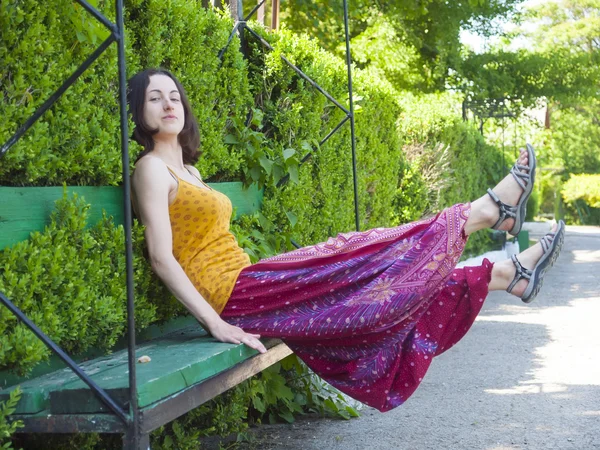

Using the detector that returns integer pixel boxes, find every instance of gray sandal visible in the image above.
[507,220,566,303]
[487,143,537,235]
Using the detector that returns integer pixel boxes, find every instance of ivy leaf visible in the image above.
[288,164,299,184]
[280,354,298,371]
[294,393,307,406]
[257,212,273,231]
[252,396,266,413]
[283,148,296,161]
[285,211,298,228]
[301,141,313,153]
[249,166,262,182]
[278,410,295,423]
[272,165,285,185]
[345,405,360,417]
[324,398,338,412]
[223,134,239,144]
[259,155,273,175]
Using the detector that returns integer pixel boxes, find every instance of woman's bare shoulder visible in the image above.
[133,155,171,188]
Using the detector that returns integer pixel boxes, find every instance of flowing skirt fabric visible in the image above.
[221,203,493,411]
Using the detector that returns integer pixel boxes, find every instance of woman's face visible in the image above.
[143,74,185,137]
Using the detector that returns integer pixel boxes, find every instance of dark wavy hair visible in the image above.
[127,68,200,164]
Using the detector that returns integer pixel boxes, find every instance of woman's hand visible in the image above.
[208,319,267,354]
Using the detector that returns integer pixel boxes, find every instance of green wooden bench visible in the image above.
[0,184,293,448]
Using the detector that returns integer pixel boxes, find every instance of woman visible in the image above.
[129,68,565,412]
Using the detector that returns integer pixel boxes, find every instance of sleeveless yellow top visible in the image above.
[167,168,251,314]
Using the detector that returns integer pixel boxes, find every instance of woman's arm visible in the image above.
[132,157,267,353]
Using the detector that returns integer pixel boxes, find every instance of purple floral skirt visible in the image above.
[221,203,493,411]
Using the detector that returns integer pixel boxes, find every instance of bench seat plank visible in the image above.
[9,340,292,435]
[52,328,281,413]
[0,325,287,416]
[1,348,132,415]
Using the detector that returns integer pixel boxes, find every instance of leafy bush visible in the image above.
[0,191,162,375]
[0,0,128,186]
[561,174,600,225]
[240,28,406,246]
[147,355,359,450]
[0,387,23,450]
[397,92,504,255]
[0,1,250,186]
[546,106,600,176]
[562,174,600,208]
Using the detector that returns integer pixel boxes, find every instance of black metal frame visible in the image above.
[462,97,516,135]
[221,0,359,230]
[462,96,520,176]
[0,0,139,445]
[0,1,357,448]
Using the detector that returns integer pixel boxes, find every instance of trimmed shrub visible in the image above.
[397,92,504,255]
[240,28,405,245]
[0,192,164,375]
[0,387,23,450]
[0,1,250,186]
[0,0,128,186]
[562,174,600,208]
[562,174,600,225]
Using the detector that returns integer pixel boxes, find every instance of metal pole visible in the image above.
[75,0,118,32]
[115,0,139,446]
[1,35,115,158]
[343,0,359,232]
[238,0,248,58]
[244,27,351,115]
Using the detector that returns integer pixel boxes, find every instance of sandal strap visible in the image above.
[540,232,555,252]
[507,254,532,294]
[510,164,530,191]
[487,188,517,230]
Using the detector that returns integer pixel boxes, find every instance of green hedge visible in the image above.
[0,192,178,375]
[244,29,404,245]
[397,92,504,254]
[0,0,250,186]
[562,174,600,208]
[561,174,600,225]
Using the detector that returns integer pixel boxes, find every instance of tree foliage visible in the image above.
[459,0,600,107]
[280,0,522,92]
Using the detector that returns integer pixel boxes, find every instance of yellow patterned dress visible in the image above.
[166,167,250,314]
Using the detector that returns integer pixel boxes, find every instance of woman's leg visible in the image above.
[465,148,531,236]
[432,222,561,354]
[221,148,545,412]
[488,222,560,296]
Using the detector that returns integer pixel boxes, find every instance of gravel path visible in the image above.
[241,225,600,450]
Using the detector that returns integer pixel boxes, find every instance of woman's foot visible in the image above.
[490,221,566,302]
[466,146,535,235]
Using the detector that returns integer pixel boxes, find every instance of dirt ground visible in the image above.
[236,225,600,450]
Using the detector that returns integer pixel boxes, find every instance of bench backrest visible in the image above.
[0,183,263,250]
